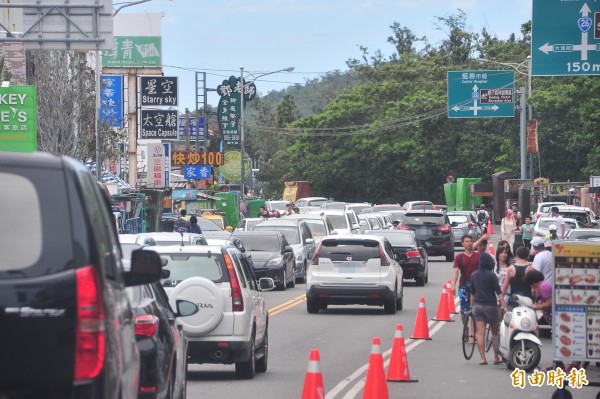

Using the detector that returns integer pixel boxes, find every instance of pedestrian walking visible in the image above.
[500,210,518,249]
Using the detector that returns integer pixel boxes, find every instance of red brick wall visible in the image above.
[0,42,26,84]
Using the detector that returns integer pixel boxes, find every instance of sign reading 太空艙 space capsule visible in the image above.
[0,86,37,152]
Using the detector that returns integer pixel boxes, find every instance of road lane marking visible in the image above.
[268,293,307,316]
[327,297,459,399]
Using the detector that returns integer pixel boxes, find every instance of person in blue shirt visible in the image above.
[189,215,202,234]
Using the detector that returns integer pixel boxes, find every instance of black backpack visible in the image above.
[477,210,487,223]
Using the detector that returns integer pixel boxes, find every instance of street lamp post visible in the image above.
[239,66,294,198]
[478,58,532,180]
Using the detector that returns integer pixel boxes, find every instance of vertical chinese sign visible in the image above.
[100,75,124,127]
[216,76,256,147]
[146,143,166,187]
[527,119,538,154]
[0,85,37,152]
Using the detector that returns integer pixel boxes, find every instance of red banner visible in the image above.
[527,119,538,154]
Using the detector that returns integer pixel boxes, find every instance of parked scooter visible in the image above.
[498,294,543,372]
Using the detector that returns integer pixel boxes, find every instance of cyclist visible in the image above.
[477,204,489,233]
[452,234,488,325]
[470,252,508,365]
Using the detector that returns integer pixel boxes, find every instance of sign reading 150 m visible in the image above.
[532,0,600,76]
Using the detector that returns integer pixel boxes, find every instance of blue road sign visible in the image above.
[183,164,212,179]
[178,117,206,140]
[447,70,515,119]
[532,0,600,76]
[100,75,123,127]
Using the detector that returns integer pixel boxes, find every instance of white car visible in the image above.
[346,202,373,215]
[532,201,567,222]
[281,213,337,244]
[118,233,157,258]
[294,197,329,211]
[533,217,580,237]
[306,234,404,314]
[148,244,275,379]
[308,209,358,234]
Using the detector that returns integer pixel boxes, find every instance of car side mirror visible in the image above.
[258,277,275,291]
[284,246,293,253]
[125,249,163,286]
[359,220,367,226]
[306,238,314,245]
[451,222,458,227]
[160,269,170,279]
[175,300,198,317]
[392,221,400,227]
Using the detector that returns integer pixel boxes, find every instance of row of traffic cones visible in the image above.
[302,284,458,398]
[302,324,417,399]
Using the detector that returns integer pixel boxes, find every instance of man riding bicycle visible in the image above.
[477,204,489,233]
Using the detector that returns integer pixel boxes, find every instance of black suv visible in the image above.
[399,210,455,261]
[0,152,165,398]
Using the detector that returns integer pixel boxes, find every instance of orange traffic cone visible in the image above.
[363,337,389,399]
[487,219,494,234]
[387,324,418,382]
[301,349,325,399]
[410,297,432,340]
[488,241,495,256]
[447,281,458,314]
[433,284,454,322]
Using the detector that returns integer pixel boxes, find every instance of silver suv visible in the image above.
[306,234,404,314]
[149,244,275,379]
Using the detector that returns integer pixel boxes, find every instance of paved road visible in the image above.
[186,251,600,399]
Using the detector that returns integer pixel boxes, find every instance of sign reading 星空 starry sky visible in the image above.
[447,70,515,118]
[216,76,256,147]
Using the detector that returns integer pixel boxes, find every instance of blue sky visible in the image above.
[126,0,533,109]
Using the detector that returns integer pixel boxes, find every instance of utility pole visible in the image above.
[519,87,526,180]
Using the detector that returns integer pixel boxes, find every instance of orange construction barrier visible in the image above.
[432,284,454,322]
[363,337,389,399]
[487,219,494,234]
[447,281,458,314]
[387,324,418,382]
[488,241,495,256]
[301,349,325,399]
[410,297,432,340]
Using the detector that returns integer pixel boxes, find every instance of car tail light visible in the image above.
[311,245,322,265]
[74,266,105,382]
[397,225,411,230]
[135,315,159,337]
[379,245,390,266]
[224,253,244,312]
[467,221,473,228]
[406,250,420,258]
[139,386,158,394]
[438,225,452,234]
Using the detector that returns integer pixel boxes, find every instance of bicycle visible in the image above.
[462,312,492,360]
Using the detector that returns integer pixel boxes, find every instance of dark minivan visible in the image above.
[398,210,455,261]
[0,152,165,398]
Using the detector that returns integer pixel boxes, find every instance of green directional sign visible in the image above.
[0,86,37,152]
[447,70,515,119]
[532,0,600,76]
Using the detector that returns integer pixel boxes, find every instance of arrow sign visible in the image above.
[532,0,600,75]
[447,70,515,119]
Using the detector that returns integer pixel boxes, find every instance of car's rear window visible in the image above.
[376,233,413,246]
[411,204,435,210]
[323,214,348,229]
[303,220,327,235]
[539,219,577,230]
[0,167,72,278]
[253,225,300,244]
[320,240,380,262]
[160,253,227,283]
[448,215,469,224]
[234,235,280,252]
[560,212,588,225]
[403,214,445,225]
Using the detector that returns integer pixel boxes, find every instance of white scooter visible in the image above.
[498,294,543,372]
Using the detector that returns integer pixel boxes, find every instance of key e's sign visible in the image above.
[0,86,37,153]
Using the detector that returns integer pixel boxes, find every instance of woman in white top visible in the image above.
[500,210,518,248]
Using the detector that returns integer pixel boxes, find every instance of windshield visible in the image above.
[403,214,445,225]
[560,213,588,225]
[348,204,372,214]
[253,225,300,244]
[309,199,328,207]
[235,235,280,252]
[268,202,288,211]
[539,219,576,230]
[326,214,349,229]
[448,215,469,224]
[568,230,600,239]
[196,217,223,231]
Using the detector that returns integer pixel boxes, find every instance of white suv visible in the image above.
[306,234,404,314]
[148,244,275,379]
